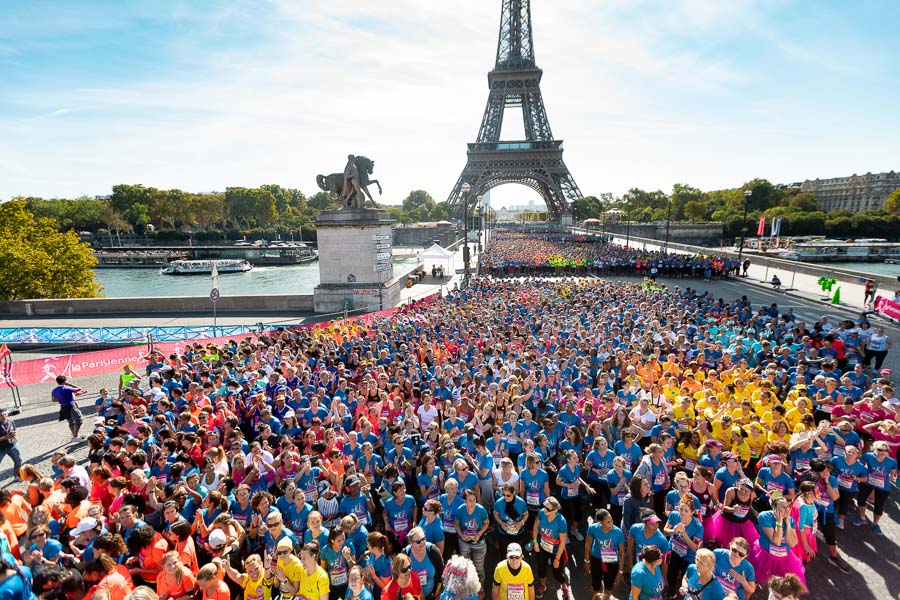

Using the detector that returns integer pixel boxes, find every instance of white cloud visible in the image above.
[1,0,897,207]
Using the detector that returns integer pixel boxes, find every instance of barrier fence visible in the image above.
[0,325,264,345]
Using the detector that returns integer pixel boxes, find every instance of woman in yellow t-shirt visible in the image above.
[744,423,767,473]
[296,543,330,600]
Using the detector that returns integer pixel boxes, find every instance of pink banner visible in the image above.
[1,293,443,389]
[874,295,900,320]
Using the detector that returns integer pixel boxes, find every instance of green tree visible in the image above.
[571,195,603,221]
[307,191,335,211]
[684,200,707,222]
[0,199,102,300]
[788,192,818,212]
[401,190,436,213]
[671,184,701,221]
[884,186,900,213]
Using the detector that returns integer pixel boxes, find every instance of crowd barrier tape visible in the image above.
[0,292,442,389]
[874,295,900,320]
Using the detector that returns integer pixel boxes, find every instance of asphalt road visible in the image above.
[2,274,897,599]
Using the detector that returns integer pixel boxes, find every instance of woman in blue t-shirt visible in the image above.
[630,544,666,600]
[749,495,806,590]
[679,548,726,600]
[663,496,704,593]
[856,440,899,534]
[829,446,868,528]
[584,508,626,597]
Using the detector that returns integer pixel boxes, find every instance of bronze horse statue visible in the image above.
[316,156,382,209]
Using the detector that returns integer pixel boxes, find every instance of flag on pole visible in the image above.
[757,216,766,237]
[771,216,782,238]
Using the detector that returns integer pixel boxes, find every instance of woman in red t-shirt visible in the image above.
[381,553,424,600]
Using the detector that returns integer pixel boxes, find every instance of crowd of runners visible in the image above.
[479,233,741,279]
[0,237,897,600]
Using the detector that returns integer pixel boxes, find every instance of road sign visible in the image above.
[375,242,392,250]
[375,252,392,261]
[210,288,220,302]
[374,263,392,272]
[372,234,391,241]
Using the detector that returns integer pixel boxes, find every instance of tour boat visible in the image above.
[161,259,253,275]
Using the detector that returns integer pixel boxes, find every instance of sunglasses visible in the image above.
[730,548,747,558]
[400,566,412,574]
[411,537,426,545]
[276,549,291,555]
[267,521,281,527]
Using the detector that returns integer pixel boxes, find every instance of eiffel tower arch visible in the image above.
[447,0,582,219]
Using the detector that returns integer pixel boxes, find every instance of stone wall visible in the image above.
[600,223,724,245]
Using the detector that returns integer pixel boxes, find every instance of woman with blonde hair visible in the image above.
[680,548,726,600]
[155,550,196,600]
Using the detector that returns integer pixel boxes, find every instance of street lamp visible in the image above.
[461,182,471,288]
[625,200,632,248]
[664,195,672,253]
[738,189,752,271]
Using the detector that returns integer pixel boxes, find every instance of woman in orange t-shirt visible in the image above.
[126,525,169,586]
[197,563,231,600]
[0,491,31,538]
[84,555,134,600]
[156,551,197,600]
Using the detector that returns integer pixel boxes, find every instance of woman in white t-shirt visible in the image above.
[417,394,439,432]
[493,457,520,491]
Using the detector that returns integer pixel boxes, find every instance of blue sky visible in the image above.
[1,0,898,208]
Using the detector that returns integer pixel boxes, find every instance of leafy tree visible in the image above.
[123,202,151,229]
[671,184,701,221]
[788,192,818,212]
[0,199,102,300]
[571,195,603,221]
[884,186,900,213]
[684,200,707,222]
[402,190,436,213]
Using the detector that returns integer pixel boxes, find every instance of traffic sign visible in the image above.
[210,288,220,302]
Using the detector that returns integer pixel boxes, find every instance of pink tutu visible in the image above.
[792,526,818,563]
[749,539,807,589]
[707,511,759,548]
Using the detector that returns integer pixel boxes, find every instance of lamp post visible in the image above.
[738,189,752,270]
[664,195,672,253]
[461,182,471,288]
[625,200,632,248]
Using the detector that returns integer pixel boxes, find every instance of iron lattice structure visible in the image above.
[447,0,582,219]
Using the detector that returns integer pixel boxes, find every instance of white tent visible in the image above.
[417,242,456,274]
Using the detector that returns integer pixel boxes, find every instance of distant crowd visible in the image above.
[479,233,741,278]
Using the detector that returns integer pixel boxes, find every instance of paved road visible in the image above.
[1,274,897,600]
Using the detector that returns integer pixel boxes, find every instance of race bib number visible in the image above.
[600,548,618,563]
[539,533,556,552]
[766,481,784,494]
[837,474,854,489]
[443,515,456,533]
[653,471,667,487]
[769,544,788,558]
[526,490,540,506]
[507,583,526,600]
[671,536,689,557]
[616,489,628,504]
[331,567,348,587]
[394,516,409,532]
[684,459,697,472]
[733,505,750,519]
[868,474,886,489]
[834,445,846,457]
[794,459,810,471]
[623,456,633,469]
[415,569,427,586]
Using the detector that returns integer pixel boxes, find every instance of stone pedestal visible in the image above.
[314,208,400,314]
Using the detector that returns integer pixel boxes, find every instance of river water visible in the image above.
[94,258,420,298]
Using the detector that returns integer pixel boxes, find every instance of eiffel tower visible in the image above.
[447,0,582,219]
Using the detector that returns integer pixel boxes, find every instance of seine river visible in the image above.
[94,257,420,298]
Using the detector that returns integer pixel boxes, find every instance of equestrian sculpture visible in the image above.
[316,155,382,209]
